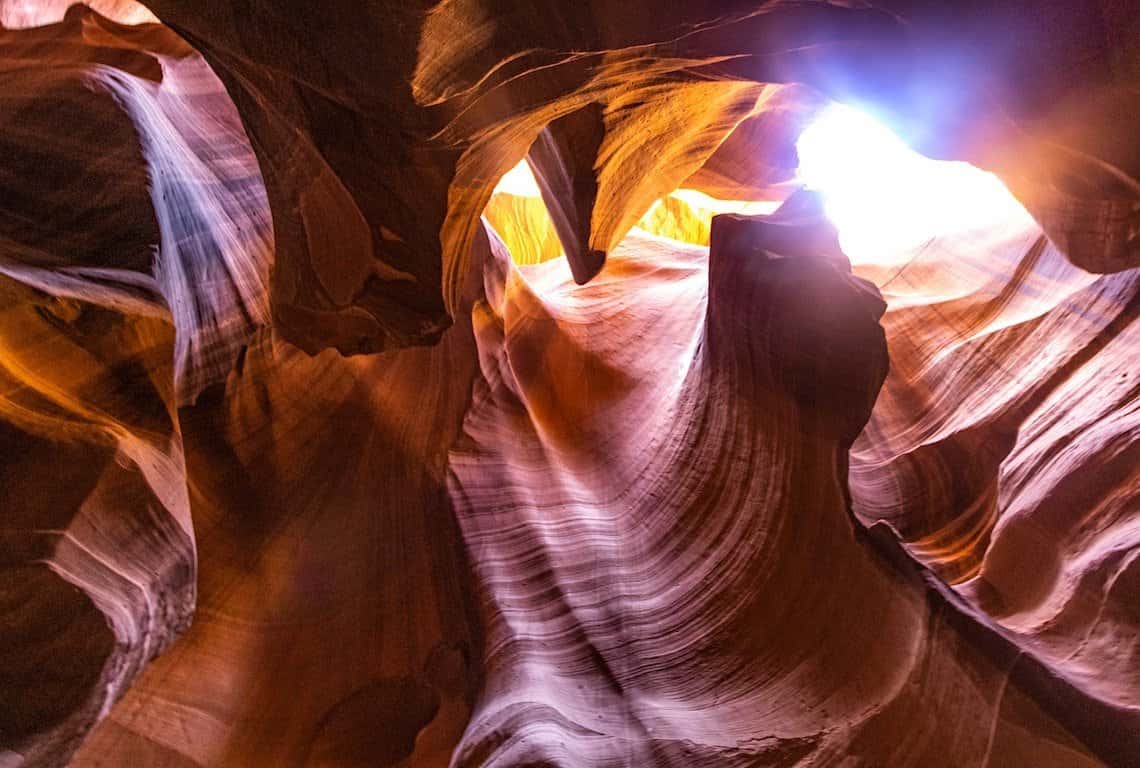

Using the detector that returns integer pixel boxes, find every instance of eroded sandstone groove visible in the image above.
[1,1,1139,766]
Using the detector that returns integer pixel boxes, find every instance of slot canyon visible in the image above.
[1,1,1139,766]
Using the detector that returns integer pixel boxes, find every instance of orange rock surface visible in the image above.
[1,1,1138,766]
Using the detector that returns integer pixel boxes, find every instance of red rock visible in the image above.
[1,2,1138,766]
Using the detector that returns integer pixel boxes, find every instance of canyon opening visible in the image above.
[2,2,1139,767]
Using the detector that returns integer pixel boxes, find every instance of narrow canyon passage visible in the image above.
[1,1,1139,767]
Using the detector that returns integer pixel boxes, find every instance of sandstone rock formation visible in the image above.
[1,0,1138,766]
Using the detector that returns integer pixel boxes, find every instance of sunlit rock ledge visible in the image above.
[2,1,1139,766]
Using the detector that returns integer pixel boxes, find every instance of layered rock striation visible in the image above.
[1,1,1139,766]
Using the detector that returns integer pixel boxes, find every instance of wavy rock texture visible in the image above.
[0,7,271,403]
[450,222,1076,767]
[0,0,155,28]
[2,0,1140,767]
[849,215,1140,717]
[69,239,488,766]
[134,0,1137,356]
[1,7,267,765]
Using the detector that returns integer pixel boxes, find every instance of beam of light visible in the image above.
[795,104,1034,265]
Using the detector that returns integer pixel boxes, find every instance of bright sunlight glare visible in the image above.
[795,104,1034,264]
[494,160,542,197]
